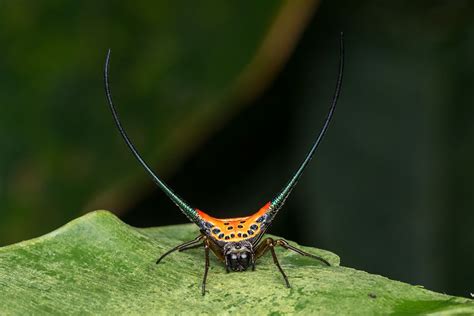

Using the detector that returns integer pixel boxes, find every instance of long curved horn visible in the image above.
[103,49,200,224]
[267,32,344,220]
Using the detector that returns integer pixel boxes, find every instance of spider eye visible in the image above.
[231,254,237,260]
[240,253,247,259]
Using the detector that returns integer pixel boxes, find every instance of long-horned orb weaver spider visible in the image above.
[104,33,344,295]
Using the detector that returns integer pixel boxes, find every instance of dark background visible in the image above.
[1,1,473,298]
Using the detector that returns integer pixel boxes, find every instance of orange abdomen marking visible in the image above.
[197,202,271,242]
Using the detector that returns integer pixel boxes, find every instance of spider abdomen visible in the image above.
[196,202,271,242]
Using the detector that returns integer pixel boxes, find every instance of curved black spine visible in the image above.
[103,49,200,224]
[268,32,345,220]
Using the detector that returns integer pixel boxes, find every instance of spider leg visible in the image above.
[269,244,290,288]
[202,242,210,296]
[251,252,256,271]
[178,242,204,252]
[255,238,291,288]
[156,235,203,264]
[276,239,330,266]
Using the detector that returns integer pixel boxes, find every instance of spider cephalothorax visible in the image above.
[223,241,254,272]
[104,33,344,295]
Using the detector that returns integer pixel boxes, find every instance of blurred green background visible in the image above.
[1,0,473,298]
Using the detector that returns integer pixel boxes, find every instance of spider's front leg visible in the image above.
[275,239,330,266]
[255,238,331,288]
[255,238,291,288]
[156,235,213,296]
[201,241,210,296]
[156,235,203,264]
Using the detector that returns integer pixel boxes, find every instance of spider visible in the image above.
[103,33,344,295]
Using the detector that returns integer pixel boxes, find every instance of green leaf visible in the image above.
[0,211,472,314]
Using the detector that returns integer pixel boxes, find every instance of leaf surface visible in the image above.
[0,211,472,314]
